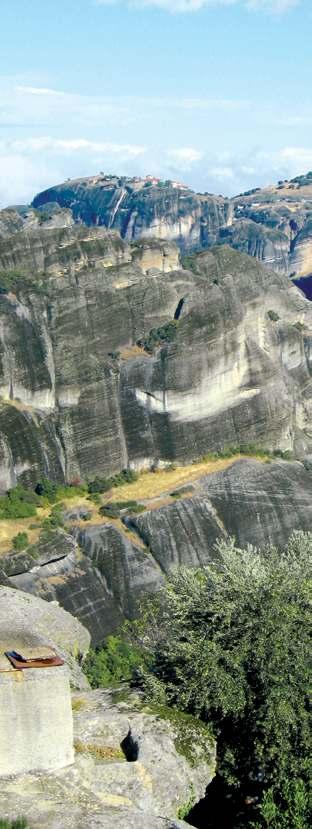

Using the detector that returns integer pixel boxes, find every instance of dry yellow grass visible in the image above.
[0,454,267,557]
[119,344,148,360]
[108,456,242,502]
[0,505,51,557]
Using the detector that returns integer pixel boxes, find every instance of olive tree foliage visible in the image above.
[133,533,311,825]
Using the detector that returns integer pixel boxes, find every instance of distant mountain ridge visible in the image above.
[28,170,312,281]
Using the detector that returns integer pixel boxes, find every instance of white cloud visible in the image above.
[167,146,203,165]
[15,86,65,97]
[96,0,298,12]
[7,137,146,157]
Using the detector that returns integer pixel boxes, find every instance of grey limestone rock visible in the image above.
[0,233,311,488]
[33,174,232,252]
[0,585,90,687]
[0,686,215,828]
[129,459,312,565]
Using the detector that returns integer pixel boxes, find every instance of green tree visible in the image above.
[83,635,145,688]
[12,531,29,552]
[133,532,311,826]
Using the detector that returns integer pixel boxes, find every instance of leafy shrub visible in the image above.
[87,468,138,495]
[0,486,39,520]
[267,309,280,322]
[12,532,29,552]
[138,320,179,354]
[83,635,145,688]
[35,478,58,502]
[40,503,64,531]
[99,500,145,518]
[133,532,311,826]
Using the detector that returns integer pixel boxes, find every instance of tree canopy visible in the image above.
[133,532,311,828]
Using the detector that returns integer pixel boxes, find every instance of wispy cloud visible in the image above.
[15,86,65,97]
[167,146,203,167]
[96,0,299,13]
[6,137,145,157]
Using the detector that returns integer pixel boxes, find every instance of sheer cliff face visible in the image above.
[231,175,312,279]
[4,459,312,643]
[32,172,312,279]
[0,224,311,489]
[32,174,233,252]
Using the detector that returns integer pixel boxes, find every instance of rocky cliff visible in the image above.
[0,223,311,490]
[32,171,312,280]
[32,174,233,252]
[2,458,311,643]
[0,586,215,828]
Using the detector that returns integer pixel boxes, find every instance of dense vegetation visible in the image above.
[87,533,310,828]
[84,635,144,688]
[131,532,311,828]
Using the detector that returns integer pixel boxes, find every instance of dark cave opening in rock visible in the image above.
[293,275,312,301]
[120,729,139,761]
[174,297,185,320]
[184,775,259,829]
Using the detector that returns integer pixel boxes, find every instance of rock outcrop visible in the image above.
[0,687,215,827]
[33,174,233,252]
[129,458,312,562]
[0,587,215,827]
[0,226,311,488]
[32,171,312,279]
[2,459,312,643]
[0,585,90,687]
[7,525,161,644]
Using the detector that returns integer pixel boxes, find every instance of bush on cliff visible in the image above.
[132,532,311,828]
[12,531,29,551]
[137,319,179,353]
[87,468,138,494]
[99,500,145,518]
[0,486,39,519]
[83,635,144,688]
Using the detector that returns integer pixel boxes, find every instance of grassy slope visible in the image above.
[0,454,270,556]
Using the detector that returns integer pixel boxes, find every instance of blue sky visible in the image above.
[0,0,311,205]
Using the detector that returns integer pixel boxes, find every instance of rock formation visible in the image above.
[1,458,311,643]
[0,222,311,490]
[31,170,312,279]
[0,586,215,828]
[32,174,233,252]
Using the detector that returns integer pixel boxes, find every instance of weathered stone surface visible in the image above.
[130,459,312,562]
[0,664,74,775]
[31,170,312,278]
[4,459,312,645]
[0,585,90,686]
[0,232,311,487]
[0,687,215,828]
[0,204,74,239]
[33,174,233,252]
[8,525,161,645]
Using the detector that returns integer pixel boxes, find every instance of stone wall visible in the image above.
[0,664,73,775]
